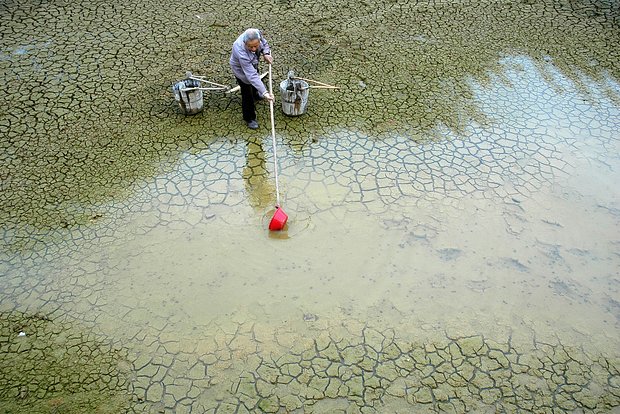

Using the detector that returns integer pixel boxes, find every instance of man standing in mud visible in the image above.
[230,28,274,130]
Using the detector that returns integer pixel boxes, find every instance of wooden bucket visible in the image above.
[172,79,204,115]
[279,79,309,116]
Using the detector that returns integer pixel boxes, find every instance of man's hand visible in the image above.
[262,91,274,101]
[263,54,273,64]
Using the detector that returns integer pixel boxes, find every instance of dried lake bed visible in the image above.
[1,0,620,412]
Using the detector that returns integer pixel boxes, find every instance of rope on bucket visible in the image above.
[268,64,281,207]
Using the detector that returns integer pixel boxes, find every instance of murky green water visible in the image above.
[2,0,619,412]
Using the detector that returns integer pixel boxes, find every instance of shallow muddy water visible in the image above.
[1,0,620,412]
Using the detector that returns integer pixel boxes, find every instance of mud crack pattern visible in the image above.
[1,0,619,412]
[125,322,619,413]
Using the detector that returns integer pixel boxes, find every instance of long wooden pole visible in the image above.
[268,64,281,207]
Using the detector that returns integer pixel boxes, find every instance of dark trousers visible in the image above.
[236,77,260,123]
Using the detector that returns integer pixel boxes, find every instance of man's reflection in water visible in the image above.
[242,136,276,211]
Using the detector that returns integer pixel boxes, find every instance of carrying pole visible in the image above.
[291,76,338,89]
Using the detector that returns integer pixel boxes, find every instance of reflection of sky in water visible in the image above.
[1,0,619,411]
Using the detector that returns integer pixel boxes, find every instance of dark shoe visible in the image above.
[247,120,259,129]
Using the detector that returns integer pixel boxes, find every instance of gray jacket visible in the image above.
[229,33,271,95]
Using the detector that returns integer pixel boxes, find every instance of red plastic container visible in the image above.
[269,207,288,231]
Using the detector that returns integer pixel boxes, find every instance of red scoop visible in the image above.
[269,207,288,231]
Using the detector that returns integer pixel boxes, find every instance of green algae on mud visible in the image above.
[0,392,131,414]
[0,311,133,414]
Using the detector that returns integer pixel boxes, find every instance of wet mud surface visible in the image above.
[1,0,620,412]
